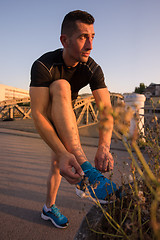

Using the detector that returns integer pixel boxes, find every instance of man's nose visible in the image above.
[85,38,93,50]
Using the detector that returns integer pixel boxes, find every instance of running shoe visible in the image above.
[76,161,119,204]
[41,204,69,228]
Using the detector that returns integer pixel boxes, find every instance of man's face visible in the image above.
[65,21,95,66]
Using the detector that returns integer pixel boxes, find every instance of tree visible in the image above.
[134,83,146,94]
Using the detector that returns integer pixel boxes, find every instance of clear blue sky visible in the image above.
[0,0,160,94]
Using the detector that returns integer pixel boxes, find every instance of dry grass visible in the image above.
[85,102,160,240]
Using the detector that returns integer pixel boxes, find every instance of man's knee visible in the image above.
[49,79,71,98]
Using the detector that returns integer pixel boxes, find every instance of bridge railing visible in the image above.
[0,94,159,139]
[73,96,99,128]
[0,93,124,127]
[0,97,31,120]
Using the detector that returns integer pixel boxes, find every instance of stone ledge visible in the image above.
[74,205,106,240]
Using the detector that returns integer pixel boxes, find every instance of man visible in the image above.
[30,10,118,229]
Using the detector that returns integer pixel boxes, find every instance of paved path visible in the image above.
[0,120,131,240]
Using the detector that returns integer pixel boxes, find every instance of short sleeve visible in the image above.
[89,65,106,91]
[30,61,52,87]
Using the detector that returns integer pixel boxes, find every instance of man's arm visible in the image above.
[29,87,83,183]
[92,88,114,172]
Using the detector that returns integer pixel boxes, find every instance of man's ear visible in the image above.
[60,35,69,48]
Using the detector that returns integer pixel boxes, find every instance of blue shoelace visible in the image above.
[83,167,106,185]
[51,205,63,218]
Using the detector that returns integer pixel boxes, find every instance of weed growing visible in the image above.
[84,102,160,240]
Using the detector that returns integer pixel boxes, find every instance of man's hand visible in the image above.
[57,152,84,184]
[94,144,114,173]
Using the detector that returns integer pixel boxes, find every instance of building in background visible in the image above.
[0,84,29,102]
[144,83,160,98]
[144,83,160,122]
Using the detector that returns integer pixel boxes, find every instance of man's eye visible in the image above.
[79,35,95,40]
[79,35,85,40]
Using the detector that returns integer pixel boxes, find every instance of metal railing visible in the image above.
[0,94,159,139]
[0,97,31,120]
[0,93,123,127]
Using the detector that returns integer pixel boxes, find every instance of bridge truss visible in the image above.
[0,93,123,128]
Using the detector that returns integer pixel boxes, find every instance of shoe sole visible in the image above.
[41,213,68,229]
[76,188,109,204]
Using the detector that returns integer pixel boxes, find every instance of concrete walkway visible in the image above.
[0,120,131,240]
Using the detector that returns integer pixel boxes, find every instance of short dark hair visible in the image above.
[61,10,95,36]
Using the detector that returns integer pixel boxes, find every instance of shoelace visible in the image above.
[84,167,105,185]
[51,205,63,218]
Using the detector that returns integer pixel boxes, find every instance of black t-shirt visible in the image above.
[30,48,106,99]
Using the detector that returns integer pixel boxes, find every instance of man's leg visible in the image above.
[46,152,62,207]
[47,79,119,206]
[49,79,88,165]
[41,80,87,228]
[44,79,86,209]
[45,80,86,208]
[41,151,68,228]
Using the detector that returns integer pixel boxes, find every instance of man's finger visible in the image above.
[65,175,82,184]
[60,167,80,179]
[108,158,114,171]
[102,159,109,172]
[60,169,82,184]
[71,158,84,177]
[95,158,103,171]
